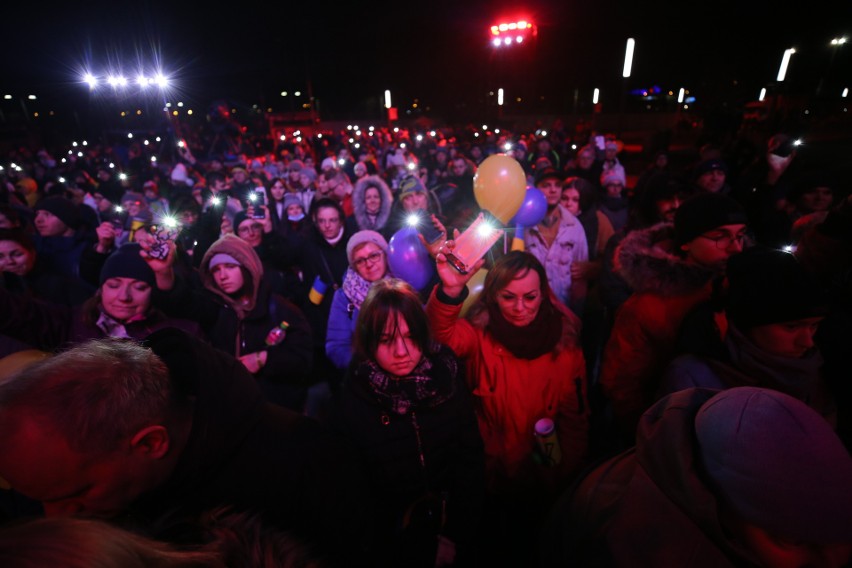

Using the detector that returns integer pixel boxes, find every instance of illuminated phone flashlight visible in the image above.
[177,139,186,148]
[248,192,258,202]
[504,142,513,151]
[338,158,345,166]
[783,244,796,253]
[58,176,66,183]
[114,205,123,213]
[793,138,803,148]
[161,216,179,229]
[476,220,498,239]
[407,162,417,171]
[210,196,221,207]
[407,213,424,228]
[118,172,127,181]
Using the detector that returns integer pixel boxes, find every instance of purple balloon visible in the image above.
[388,226,435,290]
[510,187,548,227]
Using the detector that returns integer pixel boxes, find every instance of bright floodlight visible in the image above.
[153,74,169,88]
[593,88,600,105]
[503,37,512,46]
[759,87,767,101]
[622,38,636,78]
[492,38,501,47]
[777,48,795,82]
[678,88,685,103]
[831,37,848,45]
[83,73,98,89]
[384,89,392,109]
[137,74,149,87]
[516,36,523,44]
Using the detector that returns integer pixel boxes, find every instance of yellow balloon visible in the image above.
[473,154,527,225]
[459,268,488,318]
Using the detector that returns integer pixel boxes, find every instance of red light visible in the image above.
[489,18,535,46]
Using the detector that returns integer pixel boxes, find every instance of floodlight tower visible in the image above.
[487,17,537,117]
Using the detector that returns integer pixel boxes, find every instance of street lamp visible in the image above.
[619,38,635,136]
[776,48,796,82]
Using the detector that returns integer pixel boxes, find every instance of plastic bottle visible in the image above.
[265,321,289,346]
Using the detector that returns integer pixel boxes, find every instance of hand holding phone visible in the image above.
[250,187,266,219]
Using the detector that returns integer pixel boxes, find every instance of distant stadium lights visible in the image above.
[623,38,636,78]
[490,19,535,47]
[83,70,170,91]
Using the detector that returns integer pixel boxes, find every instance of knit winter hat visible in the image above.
[346,230,389,265]
[534,167,562,187]
[696,387,852,544]
[120,191,146,205]
[100,243,155,287]
[726,246,828,329]
[208,253,241,269]
[232,211,252,233]
[282,194,304,212]
[693,158,728,179]
[34,196,81,230]
[600,169,626,187]
[398,175,426,199]
[674,193,747,246]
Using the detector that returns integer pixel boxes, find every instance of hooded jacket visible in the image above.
[542,388,759,567]
[599,222,722,439]
[155,234,313,390]
[351,175,394,235]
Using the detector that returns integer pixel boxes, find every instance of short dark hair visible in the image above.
[0,339,174,454]
[353,278,433,361]
[310,197,344,221]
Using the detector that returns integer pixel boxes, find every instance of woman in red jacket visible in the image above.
[425,249,590,565]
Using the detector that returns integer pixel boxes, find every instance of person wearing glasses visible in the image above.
[599,193,749,446]
[326,230,394,371]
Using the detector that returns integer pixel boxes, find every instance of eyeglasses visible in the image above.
[698,230,747,249]
[353,251,383,269]
[237,222,263,235]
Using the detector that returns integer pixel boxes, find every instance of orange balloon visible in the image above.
[473,154,527,224]
[459,268,488,318]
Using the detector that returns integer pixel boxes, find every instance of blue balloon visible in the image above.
[388,226,435,290]
[509,187,548,227]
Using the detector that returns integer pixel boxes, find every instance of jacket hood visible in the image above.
[614,222,718,295]
[200,234,263,315]
[635,387,744,557]
[351,175,393,231]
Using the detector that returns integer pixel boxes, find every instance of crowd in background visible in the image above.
[0,111,850,567]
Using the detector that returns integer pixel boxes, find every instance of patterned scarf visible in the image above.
[96,310,145,338]
[342,267,386,310]
[358,345,457,415]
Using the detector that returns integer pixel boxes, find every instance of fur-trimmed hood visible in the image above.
[351,175,393,231]
[614,222,718,296]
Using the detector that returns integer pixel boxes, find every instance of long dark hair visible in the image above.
[353,278,433,362]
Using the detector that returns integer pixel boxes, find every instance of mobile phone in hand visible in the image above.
[250,187,266,219]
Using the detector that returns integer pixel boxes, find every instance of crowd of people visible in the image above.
[0,115,850,567]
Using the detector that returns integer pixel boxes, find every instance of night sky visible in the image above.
[2,1,849,120]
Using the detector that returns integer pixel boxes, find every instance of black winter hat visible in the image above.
[674,193,747,246]
[34,196,81,230]
[100,243,156,287]
[726,246,828,329]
